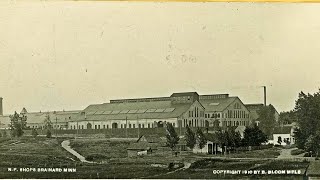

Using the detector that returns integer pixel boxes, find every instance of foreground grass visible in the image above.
[69,139,131,162]
[157,158,309,179]
[0,137,174,178]
[0,137,310,179]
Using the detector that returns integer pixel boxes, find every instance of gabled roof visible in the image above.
[245,104,264,120]
[78,100,192,121]
[199,97,238,112]
[273,126,293,134]
[24,110,81,124]
[127,142,159,150]
[137,135,163,143]
[203,133,220,143]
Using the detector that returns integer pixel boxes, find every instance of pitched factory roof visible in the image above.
[78,100,192,121]
[24,110,81,124]
[245,104,264,120]
[199,97,238,112]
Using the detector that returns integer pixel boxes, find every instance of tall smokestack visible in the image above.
[263,86,267,106]
[0,97,3,115]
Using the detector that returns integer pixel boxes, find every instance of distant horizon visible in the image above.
[0,89,303,115]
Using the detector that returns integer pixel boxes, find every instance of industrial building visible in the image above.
[0,92,253,130]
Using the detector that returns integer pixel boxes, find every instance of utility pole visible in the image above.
[55,117,57,139]
[125,116,128,139]
[76,121,79,140]
[137,116,140,138]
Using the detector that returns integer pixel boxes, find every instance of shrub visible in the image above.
[46,130,52,138]
[2,131,7,137]
[291,149,305,155]
[31,129,38,138]
[85,154,108,161]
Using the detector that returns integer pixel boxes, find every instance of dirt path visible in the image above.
[61,140,95,164]
[277,148,297,159]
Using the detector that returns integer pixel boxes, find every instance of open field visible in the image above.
[0,137,312,179]
[0,137,176,178]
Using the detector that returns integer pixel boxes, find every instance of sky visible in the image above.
[0,1,320,114]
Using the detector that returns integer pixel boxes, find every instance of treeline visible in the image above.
[293,90,320,157]
[165,123,268,153]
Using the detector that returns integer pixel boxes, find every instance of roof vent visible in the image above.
[209,103,220,106]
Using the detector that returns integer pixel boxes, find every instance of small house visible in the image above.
[127,142,158,157]
[272,124,296,146]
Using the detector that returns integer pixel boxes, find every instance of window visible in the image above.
[107,125,109,129]
[142,124,144,128]
[82,125,84,129]
[133,124,135,128]
[148,124,150,128]
[173,123,175,127]
[189,111,191,117]
[74,125,76,129]
[129,124,131,128]
[103,125,105,129]
[121,124,123,128]
[95,125,97,129]
[98,125,100,129]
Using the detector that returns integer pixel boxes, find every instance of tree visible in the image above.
[196,128,207,152]
[257,105,276,137]
[294,90,320,150]
[32,128,38,138]
[293,128,306,149]
[226,128,242,149]
[2,131,7,138]
[9,111,27,137]
[166,123,179,151]
[185,125,196,149]
[279,110,298,126]
[43,113,52,138]
[46,130,52,138]
[304,131,320,157]
[242,124,268,146]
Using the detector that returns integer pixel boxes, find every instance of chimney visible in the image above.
[263,86,267,106]
[0,97,3,116]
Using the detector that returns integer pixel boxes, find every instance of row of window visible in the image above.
[183,119,206,127]
[227,110,249,119]
[69,123,176,129]
[205,113,220,119]
[222,120,249,127]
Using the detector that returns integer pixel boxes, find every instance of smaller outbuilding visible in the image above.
[272,124,296,146]
[127,142,159,157]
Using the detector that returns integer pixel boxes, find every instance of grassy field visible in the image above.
[0,137,310,179]
[0,137,177,178]
[69,139,131,162]
[156,158,309,179]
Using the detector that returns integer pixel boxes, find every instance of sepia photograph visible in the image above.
[1,1,320,179]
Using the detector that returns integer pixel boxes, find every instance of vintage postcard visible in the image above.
[0,1,320,179]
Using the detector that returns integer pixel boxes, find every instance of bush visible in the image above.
[2,131,7,137]
[32,129,38,138]
[291,149,305,155]
[46,130,52,138]
[85,154,108,161]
